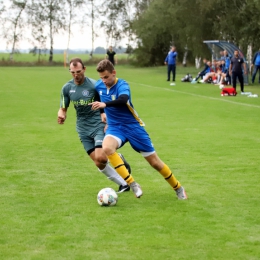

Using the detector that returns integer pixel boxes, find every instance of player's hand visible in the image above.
[104,124,108,133]
[89,101,106,110]
[57,115,66,124]
[57,109,66,124]
[100,113,107,123]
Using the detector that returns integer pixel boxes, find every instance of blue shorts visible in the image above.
[105,123,155,154]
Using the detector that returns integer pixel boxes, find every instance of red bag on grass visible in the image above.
[221,87,237,96]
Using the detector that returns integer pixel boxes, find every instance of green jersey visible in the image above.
[60,77,104,134]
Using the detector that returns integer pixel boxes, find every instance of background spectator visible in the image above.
[251,47,260,84]
[164,46,178,83]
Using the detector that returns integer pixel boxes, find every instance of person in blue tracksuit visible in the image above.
[164,46,178,82]
[223,50,232,85]
[251,48,260,84]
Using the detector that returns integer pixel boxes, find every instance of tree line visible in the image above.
[1,0,259,65]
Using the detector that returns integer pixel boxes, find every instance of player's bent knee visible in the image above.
[102,146,116,156]
[95,156,108,165]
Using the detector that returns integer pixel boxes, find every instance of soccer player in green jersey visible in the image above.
[57,58,130,192]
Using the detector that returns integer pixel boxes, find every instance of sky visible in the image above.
[0,24,111,51]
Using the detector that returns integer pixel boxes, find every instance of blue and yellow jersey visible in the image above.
[95,78,145,126]
[60,77,104,134]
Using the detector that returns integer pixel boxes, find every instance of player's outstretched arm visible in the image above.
[90,94,128,110]
[57,108,67,124]
[89,101,106,110]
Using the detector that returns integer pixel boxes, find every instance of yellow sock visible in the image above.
[107,152,134,185]
[159,164,181,190]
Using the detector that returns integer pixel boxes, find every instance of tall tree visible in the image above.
[100,0,127,48]
[30,0,66,62]
[65,0,84,63]
[2,0,28,61]
[0,0,5,15]
[132,0,260,65]
[0,0,6,35]
[81,0,99,57]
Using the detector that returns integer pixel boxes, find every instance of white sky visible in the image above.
[0,0,133,52]
[0,24,118,51]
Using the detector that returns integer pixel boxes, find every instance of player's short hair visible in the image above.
[96,60,114,73]
[69,58,85,69]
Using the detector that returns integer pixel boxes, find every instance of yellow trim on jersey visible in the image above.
[126,101,145,126]
[113,78,119,87]
[107,78,119,94]
[61,95,66,108]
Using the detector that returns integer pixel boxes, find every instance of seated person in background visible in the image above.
[198,61,220,83]
[211,59,219,72]
[215,60,228,86]
[191,59,211,83]
[201,61,229,86]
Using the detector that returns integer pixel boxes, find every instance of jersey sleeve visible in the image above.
[118,80,130,97]
[60,84,70,108]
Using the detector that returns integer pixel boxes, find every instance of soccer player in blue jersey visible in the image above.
[57,58,131,193]
[90,60,187,200]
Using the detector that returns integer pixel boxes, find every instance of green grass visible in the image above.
[1,65,260,260]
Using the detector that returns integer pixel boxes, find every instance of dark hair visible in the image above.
[96,59,114,73]
[69,58,85,69]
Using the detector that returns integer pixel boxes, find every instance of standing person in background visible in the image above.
[223,50,232,85]
[106,46,117,65]
[219,50,225,60]
[251,47,260,84]
[229,50,247,94]
[164,46,178,84]
[57,58,131,193]
[90,59,187,200]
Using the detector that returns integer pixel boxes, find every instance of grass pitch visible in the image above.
[0,65,260,260]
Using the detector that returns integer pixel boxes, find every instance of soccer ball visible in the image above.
[219,84,224,89]
[97,188,118,206]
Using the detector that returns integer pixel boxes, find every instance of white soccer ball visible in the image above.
[219,84,224,89]
[97,188,118,206]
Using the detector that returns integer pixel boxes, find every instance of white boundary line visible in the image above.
[128,81,260,109]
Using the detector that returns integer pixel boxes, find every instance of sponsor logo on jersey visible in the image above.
[111,95,116,100]
[71,97,94,106]
[99,91,102,95]
[82,90,89,97]
[69,90,76,93]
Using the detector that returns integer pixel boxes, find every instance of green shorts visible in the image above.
[78,126,105,154]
